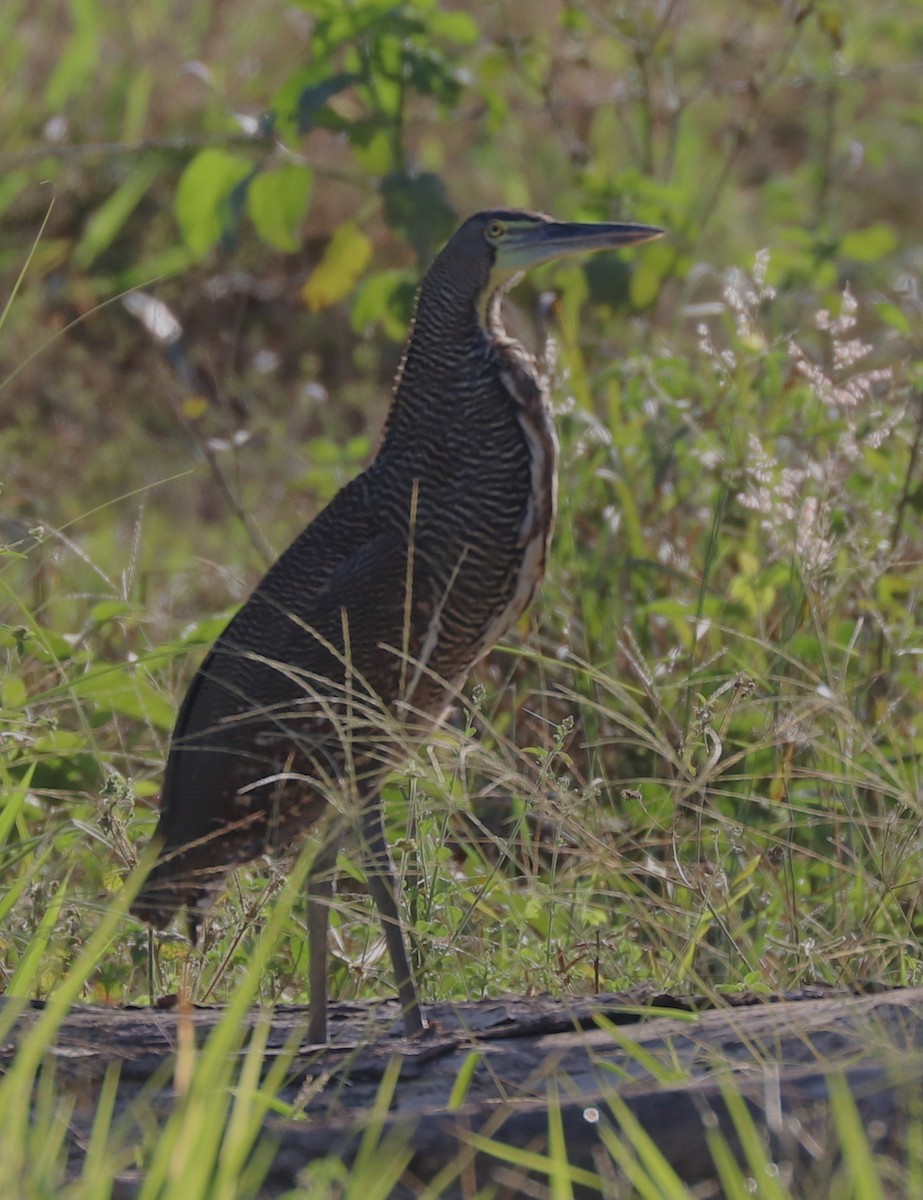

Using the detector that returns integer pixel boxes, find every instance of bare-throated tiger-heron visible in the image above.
[131,209,664,1043]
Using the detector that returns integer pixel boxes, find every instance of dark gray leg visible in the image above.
[358,796,427,1038]
[306,832,343,1045]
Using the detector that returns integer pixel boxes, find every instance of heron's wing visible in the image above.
[132,475,435,925]
[162,465,381,778]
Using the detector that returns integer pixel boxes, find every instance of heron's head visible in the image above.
[430,209,665,320]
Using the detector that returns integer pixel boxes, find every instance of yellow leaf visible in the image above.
[302,222,373,312]
[818,9,843,49]
[182,396,209,420]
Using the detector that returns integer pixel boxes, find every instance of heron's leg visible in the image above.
[306,832,343,1045]
[358,795,427,1038]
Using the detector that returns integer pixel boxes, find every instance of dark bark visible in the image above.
[4,984,921,1196]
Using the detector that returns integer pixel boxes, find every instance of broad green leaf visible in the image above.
[248,163,313,252]
[380,170,456,263]
[272,69,356,140]
[302,221,373,312]
[1,675,26,708]
[296,71,357,132]
[175,149,253,257]
[406,49,465,107]
[840,223,897,263]
[345,434,371,461]
[350,123,395,175]
[306,436,348,465]
[874,301,910,334]
[427,10,479,43]
[33,729,84,755]
[351,268,416,340]
[69,664,174,730]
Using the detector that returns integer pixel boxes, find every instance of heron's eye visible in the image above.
[486,220,505,240]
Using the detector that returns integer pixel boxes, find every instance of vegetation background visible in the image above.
[2,0,922,1033]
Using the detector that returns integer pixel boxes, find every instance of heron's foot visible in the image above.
[409,1015,441,1041]
[394,997,437,1040]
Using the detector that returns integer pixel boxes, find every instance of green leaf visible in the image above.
[174,149,254,257]
[349,122,395,175]
[1,675,26,708]
[73,159,163,270]
[840,223,897,263]
[345,434,372,461]
[248,163,313,252]
[180,612,236,645]
[0,169,32,223]
[69,664,174,731]
[447,1051,481,1110]
[107,244,195,290]
[45,0,101,108]
[88,600,133,625]
[33,729,85,755]
[874,301,910,334]
[306,436,347,466]
[272,69,356,140]
[351,269,416,340]
[121,65,153,142]
[301,221,373,311]
[817,5,845,50]
[296,72,358,133]
[380,170,456,263]
[629,261,662,310]
[0,622,77,664]
[427,10,479,44]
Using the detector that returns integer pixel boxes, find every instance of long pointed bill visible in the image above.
[499,220,665,271]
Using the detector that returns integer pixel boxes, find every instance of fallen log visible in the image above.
[4,984,922,1195]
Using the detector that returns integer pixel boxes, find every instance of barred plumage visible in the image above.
[131,209,663,1042]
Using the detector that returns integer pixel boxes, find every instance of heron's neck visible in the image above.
[381,274,503,449]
